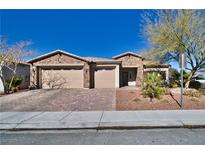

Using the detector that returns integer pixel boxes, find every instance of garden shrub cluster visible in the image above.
[184,89,201,97]
[143,72,165,102]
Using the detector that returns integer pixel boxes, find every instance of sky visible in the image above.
[0,10,148,57]
[0,9,178,68]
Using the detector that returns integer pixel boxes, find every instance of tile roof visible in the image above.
[84,57,120,62]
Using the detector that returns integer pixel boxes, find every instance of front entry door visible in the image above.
[122,72,128,86]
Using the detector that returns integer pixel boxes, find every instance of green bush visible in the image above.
[6,76,23,91]
[143,72,165,102]
[184,89,201,97]
[169,81,179,88]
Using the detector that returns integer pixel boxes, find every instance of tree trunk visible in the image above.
[185,80,191,89]
[184,70,195,89]
[8,75,15,91]
[8,64,17,91]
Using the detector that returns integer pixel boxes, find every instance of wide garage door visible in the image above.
[94,67,115,88]
[41,67,83,89]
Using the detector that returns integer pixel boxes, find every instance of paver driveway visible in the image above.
[0,89,116,111]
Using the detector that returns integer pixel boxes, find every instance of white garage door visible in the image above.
[94,67,115,88]
[41,67,83,89]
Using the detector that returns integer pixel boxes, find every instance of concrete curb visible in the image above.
[1,122,205,131]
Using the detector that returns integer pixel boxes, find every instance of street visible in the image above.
[0,128,205,145]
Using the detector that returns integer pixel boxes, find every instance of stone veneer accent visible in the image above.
[33,53,85,65]
[83,63,90,88]
[114,54,144,86]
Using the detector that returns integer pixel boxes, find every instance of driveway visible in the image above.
[0,89,116,111]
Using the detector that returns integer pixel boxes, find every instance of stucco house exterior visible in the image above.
[28,50,170,89]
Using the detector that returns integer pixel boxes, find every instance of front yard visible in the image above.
[116,89,205,110]
[0,88,204,111]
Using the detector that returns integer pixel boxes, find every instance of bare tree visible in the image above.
[42,70,68,89]
[0,37,33,92]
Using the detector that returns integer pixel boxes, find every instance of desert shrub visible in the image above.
[159,99,170,103]
[133,98,141,103]
[164,88,170,95]
[198,88,205,95]
[169,68,180,88]
[12,76,23,88]
[190,97,200,103]
[6,76,23,92]
[184,89,201,97]
[143,72,165,102]
[169,82,179,88]
[189,80,202,89]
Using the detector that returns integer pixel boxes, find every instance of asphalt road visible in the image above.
[1,128,205,145]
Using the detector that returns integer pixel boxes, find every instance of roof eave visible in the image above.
[95,61,121,64]
[27,49,88,63]
[112,52,143,59]
[144,64,170,68]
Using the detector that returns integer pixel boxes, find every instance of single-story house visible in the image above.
[28,50,170,89]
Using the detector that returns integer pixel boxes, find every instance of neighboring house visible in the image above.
[28,50,170,89]
[1,62,30,91]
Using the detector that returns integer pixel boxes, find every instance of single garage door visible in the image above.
[94,67,115,88]
[41,67,83,89]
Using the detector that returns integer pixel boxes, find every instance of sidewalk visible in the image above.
[0,110,205,130]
